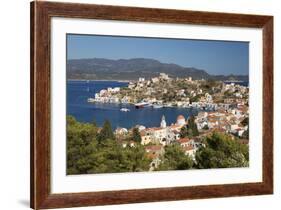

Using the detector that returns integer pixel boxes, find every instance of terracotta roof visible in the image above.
[169,124,181,129]
[239,139,249,144]
[140,130,148,136]
[177,138,191,144]
[212,128,226,133]
[182,145,194,151]
[145,145,163,152]
[172,130,180,134]
[145,127,162,132]
[146,153,158,159]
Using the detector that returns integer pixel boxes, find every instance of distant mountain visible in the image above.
[67,58,248,81]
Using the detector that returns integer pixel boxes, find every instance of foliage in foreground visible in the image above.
[67,115,249,175]
[67,116,150,174]
[180,115,199,138]
[195,132,249,169]
[157,144,194,171]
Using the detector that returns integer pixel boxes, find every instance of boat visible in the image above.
[120,108,130,112]
[153,104,163,109]
[87,98,95,102]
[134,102,151,109]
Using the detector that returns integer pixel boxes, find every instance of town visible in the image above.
[114,108,248,170]
[85,73,249,171]
[88,73,248,110]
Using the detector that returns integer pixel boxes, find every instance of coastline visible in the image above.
[67,79,133,83]
[67,78,248,84]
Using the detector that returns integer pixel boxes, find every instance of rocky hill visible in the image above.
[67,58,248,81]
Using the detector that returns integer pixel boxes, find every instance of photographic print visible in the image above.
[66,34,249,175]
[31,2,273,208]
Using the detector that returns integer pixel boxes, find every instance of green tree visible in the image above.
[66,115,99,174]
[89,139,128,173]
[97,120,115,143]
[180,125,189,138]
[132,127,142,142]
[195,132,249,169]
[67,116,151,174]
[188,115,199,137]
[180,116,199,138]
[202,124,209,130]
[242,129,249,139]
[190,95,201,103]
[157,144,193,171]
[241,117,249,126]
[123,145,151,172]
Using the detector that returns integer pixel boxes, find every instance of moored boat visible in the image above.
[153,104,163,109]
[120,108,130,112]
[87,98,95,102]
[134,102,151,108]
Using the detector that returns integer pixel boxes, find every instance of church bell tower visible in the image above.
[160,115,167,128]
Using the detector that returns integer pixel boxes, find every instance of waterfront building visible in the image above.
[159,73,169,80]
[128,82,135,89]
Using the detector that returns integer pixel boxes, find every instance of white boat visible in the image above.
[134,102,151,108]
[87,98,95,102]
[120,108,130,112]
[153,104,163,109]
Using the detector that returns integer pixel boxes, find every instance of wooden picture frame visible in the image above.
[30,1,273,209]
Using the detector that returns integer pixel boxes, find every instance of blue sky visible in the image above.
[67,34,249,75]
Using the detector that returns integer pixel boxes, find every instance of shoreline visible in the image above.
[67,79,133,83]
[67,78,248,84]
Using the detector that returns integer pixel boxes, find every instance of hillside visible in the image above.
[67,58,248,81]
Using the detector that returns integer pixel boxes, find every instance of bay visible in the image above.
[67,80,199,129]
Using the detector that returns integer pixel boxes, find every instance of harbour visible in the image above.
[67,80,199,129]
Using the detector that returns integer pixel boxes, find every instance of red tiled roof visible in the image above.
[146,153,158,159]
[140,130,148,136]
[177,138,191,144]
[145,145,163,152]
[150,127,164,131]
[182,145,194,151]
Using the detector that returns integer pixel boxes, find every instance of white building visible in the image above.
[136,125,146,131]
[176,115,186,126]
[159,73,169,80]
[160,115,167,128]
[151,77,159,83]
[115,127,128,135]
[139,77,145,82]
